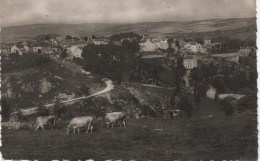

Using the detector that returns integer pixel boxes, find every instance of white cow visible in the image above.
[32,115,56,130]
[66,116,95,134]
[104,112,127,128]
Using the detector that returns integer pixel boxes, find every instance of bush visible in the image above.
[222,100,234,116]
[2,53,50,73]
[237,95,257,113]
[224,104,234,116]
[37,104,49,116]
[179,94,193,117]
[53,100,66,118]
[141,105,157,117]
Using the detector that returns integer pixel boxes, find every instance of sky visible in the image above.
[0,0,256,27]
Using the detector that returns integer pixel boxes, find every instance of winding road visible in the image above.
[10,79,114,116]
[45,79,114,108]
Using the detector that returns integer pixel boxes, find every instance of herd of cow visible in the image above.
[32,112,127,134]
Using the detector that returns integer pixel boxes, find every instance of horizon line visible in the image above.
[1,17,256,28]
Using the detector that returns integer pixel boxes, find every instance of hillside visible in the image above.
[1,17,256,43]
[2,59,101,110]
[2,55,175,119]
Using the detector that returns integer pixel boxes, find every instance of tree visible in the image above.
[44,35,50,41]
[37,49,42,54]
[81,41,141,83]
[83,36,88,42]
[37,102,49,116]
[53,99,65,118]
[175,40,180,49]
[60,49,68,59]
[109,32,142,41]
[212,77,225,93]
[167,38,174,50]
[2,98,10,121]
[173,56,186,86]
[180,94,193,117]
[190,67,200,82]
[8,53,20,61]
[73,37,79,41]
[80,84,90,96]
[92,35,97,39]
[65,35,72,40]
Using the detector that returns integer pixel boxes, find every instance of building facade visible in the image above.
[139,40,157,52]
[183,56,198,69]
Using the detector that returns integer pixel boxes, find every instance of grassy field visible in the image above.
[1,18,256,43]
[2,98,257,160]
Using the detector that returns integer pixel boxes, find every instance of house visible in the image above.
[16,42,29,54]
[178,39,187,48]
[10,45,22,55]
[204,42,222,53]
[183,55,198,69]
[112,41,122,46]
[226,56,240,63]
[33,34,61,43]
[32,45,43,53]
[31,43,58,54]
[142,34,150,40]
[139,39,157,52]
[207,86,217,99]
[55,35,66,43]
[239,47,252,56]
[87,37,94,45]
[184,42,205,54]
[156,39,169,50]
[120,37,137,43]
[203,37,211,45]
[0,44,11,55]
[93,38,109,45]
[67,45,83,59]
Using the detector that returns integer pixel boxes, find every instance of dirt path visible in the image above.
[44,79,114,108]
[2,68,35,77]
[182,70,190,88]
[10,79,114,115]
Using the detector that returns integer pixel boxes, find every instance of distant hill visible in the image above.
[1,17,256,43]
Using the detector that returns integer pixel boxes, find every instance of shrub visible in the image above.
[53,100,66,118]
[2,53,50,73]
[222,101,234,116]
[37,104,49,116]
[141,105,157,117]
[1,98,11,121]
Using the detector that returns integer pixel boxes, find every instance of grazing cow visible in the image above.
[32,115,56,130]
[104,112,127,128]
[66,116,95,134]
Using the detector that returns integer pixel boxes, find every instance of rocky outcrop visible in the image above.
[21,82,34,92]
[95,84,172,118]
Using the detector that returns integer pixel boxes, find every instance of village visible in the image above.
[1,30,257,115]
[1,30,257,160]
